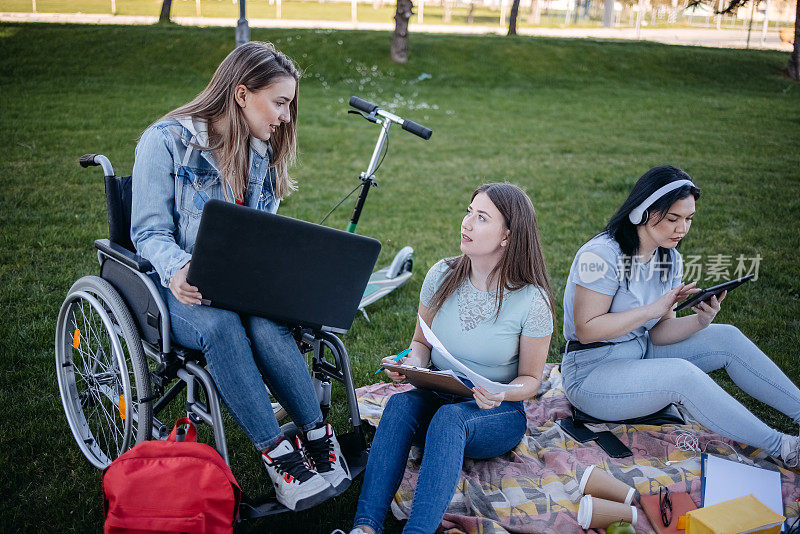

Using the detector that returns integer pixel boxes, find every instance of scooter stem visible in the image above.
[347,118,393,233]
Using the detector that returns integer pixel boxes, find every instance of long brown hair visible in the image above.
[428,182,556,330]
[161,41,300,201]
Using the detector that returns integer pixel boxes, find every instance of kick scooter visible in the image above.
[344,96,433,318]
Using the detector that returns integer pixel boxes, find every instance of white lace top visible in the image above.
[420,259,553,383]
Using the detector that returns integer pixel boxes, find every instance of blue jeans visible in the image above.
[160,284,322,451]
[353,387,527,534]
[562,323,800,456]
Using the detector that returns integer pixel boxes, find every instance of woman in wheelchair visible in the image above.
[561,165,800,468]
[130,41,350,511]
[347,183,556,534]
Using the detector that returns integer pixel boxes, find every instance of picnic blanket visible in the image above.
[356,363,800,534]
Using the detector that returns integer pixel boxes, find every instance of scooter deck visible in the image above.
[359,266,413,309]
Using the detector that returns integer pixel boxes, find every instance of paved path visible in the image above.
[0,11,792,51]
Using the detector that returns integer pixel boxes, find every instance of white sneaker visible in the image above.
[262,437,335,511]
[301,423,352,493]
[780,434,800,468]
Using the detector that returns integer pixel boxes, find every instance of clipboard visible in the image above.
[382,363,474,397]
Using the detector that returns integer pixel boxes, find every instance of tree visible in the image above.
[159,0,173,23]
[789,0,799,79]
[391,0,413,62]
[508,0,522,35]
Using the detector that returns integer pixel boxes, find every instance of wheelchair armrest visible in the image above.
[95,239,152,273]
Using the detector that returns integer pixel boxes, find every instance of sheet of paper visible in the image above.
[417,314,522,395]
[702,454,783,518]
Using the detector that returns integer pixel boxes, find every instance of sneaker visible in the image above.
[262,437,335,511]
[301,423,352,493]
[780,434,800,468]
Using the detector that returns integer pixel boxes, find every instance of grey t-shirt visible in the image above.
[562,233,683,343]
[420,259,553,383]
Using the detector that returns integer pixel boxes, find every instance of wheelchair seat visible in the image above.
[56,154,369,519]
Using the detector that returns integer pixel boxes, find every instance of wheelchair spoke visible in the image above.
[67,297,128,458]
[58,277,151,469]
[87,390,123,455]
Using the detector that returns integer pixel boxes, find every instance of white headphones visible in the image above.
[628,179,694,225]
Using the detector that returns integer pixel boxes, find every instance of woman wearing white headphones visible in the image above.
[561,165,800,466]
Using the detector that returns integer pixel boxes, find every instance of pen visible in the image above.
[374,348,411,374]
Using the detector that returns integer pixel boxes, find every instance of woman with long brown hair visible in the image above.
[130,42,349,512]
[347,182,555,534]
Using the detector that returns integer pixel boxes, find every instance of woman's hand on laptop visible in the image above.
[170,262,202,306]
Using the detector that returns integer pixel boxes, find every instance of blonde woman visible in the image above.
[131,42,349,511]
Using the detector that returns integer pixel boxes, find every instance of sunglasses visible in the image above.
[659,487,673,527]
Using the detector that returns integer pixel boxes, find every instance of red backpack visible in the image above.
[102,418,241,534]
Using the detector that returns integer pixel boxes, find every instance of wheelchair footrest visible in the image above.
[238,465,361,520]
[338,429,369,472]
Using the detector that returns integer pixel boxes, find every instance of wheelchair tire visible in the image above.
[55,275,152,469]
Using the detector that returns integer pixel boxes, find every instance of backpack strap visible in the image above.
[168,417,197,443]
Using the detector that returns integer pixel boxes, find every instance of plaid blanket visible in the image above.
[356,363,800,534]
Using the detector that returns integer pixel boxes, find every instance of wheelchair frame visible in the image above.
[55,154,368,519]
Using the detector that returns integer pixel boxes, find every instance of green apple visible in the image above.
[606,520,636,534]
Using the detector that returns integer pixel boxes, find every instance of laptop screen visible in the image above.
[187,200,381,333]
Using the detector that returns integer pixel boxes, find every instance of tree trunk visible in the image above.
[788,0,799,80]
[507,0,521,34]
[391,0,413,63]
[527,0,541,24]
[602,0,614,27]
[159,0,173,22]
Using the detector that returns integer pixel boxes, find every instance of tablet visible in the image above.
[674,274,754,312]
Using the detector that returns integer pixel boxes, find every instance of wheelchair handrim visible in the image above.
[56,290,133,469]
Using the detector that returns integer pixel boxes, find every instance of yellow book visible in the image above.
[685,494,785,534]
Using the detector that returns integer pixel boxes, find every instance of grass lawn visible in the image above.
[1,22,798,533]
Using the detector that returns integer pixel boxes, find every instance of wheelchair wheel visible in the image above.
[55,275,152,469]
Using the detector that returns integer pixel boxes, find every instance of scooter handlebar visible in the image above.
[350,95,433,140]
[402,119,432,140]
[349,96,378,113]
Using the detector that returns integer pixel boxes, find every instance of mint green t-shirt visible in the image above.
[421,259,553,384]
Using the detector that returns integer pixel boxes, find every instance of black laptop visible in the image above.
[187,199,381,333]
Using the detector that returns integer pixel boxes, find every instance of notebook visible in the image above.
[700,453,783,518]
[639,491,698,534]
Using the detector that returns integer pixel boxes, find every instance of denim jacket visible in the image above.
[131,117,279,287]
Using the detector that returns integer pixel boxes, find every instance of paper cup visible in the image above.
[577,494,638,529]
[579,465,636,504]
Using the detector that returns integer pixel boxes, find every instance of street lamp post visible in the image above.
[236,0,250,47]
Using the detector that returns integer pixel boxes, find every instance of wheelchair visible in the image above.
[55,154,369,519]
